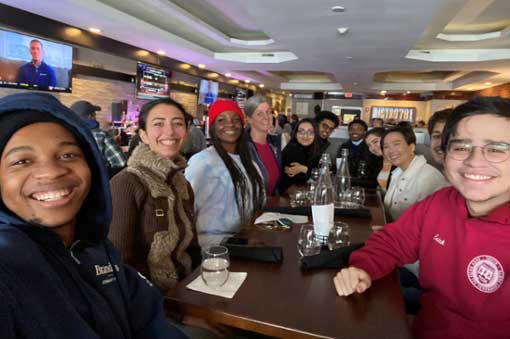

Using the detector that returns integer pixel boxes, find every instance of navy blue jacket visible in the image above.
[16,61,57,88]
[0,93,186,339]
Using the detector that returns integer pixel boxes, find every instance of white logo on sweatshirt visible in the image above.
[95,263,114,276]
[467,255,504,293]
[433,233,445,246]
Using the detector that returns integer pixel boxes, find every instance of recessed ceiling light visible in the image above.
[288,93,293,97]
[198,64,206,69]
[380,90,387,95]
[89,27,101,34]
[156,50,165,55]
[484,82,492,85]
[331,6,345,13]
[244,79,251,84]
[406,90,411,94]
[225,73,231,77]
[337,27,349,35]
[259,84,265,88]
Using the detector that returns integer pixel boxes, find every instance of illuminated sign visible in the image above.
[370,106,416,122]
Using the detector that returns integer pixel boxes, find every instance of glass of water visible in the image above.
[351,186,365,207]
[201,245,230,289]
[328,222,351,250]
[297,224,321,257]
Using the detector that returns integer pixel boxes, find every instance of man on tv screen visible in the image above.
[16,39,56,88]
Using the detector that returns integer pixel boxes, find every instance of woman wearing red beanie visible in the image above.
[185,100,265,248]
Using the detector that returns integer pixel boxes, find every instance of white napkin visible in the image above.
[255,212,308,224]
[186,272,247,299]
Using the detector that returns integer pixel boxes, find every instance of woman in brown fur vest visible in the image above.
[108,98,200,292]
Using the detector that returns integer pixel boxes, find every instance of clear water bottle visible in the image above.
[306,168,320,201]
[312,153,335,242]
[335,148,351,201]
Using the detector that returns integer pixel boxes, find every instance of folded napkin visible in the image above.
[186,272,247,299]
[300,243,364,270]
[225,243,283,264]
[264,206,371,219]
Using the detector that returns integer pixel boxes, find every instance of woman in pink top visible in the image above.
[244,95,282,195]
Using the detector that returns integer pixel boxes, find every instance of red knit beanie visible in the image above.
[208,99,245,128]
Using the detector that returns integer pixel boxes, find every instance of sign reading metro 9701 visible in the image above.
[370,106,416,122]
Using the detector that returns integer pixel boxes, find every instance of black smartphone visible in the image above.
[222,237,249,246]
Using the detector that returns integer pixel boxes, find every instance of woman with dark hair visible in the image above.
[365,127,393,191]
[279,118,321,193]
[244,94,281,196]
[109,97,199,292]
[185,100,265,248]
[381,126,447,221]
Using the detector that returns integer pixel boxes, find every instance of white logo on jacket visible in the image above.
[467,255,504,293]
[95,263,114,276]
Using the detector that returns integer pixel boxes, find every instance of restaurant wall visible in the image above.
[476,83,510,98]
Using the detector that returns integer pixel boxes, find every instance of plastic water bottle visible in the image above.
[335,148,351,201]
[312,153,335,242]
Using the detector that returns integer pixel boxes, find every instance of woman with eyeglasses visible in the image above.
[279,118,321,193]
[334,96,510,339]
[185,100,265,248]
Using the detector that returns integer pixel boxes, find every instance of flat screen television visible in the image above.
[198,79,218,105]
[0,28,73,92]
[135,62,171,99]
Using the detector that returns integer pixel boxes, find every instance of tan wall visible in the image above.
[0,75,198,128]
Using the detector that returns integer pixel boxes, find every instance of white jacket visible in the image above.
[384,155,448,221]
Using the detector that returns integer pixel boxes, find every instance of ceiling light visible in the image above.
[136,50,150,57]
[156,50,165,55]
[337,27,349,35]
[259,84,265,88]
[331,6,345,13]
[380,90,387,95]
[406,90,411,94]
[179,63,191,70]
[288,93,293,97]
[89,27,101,34]
[208,72,218,78]
[225,73,232,77]
[244,79,251,84]
[467,87,474,90]
[64,28,82,37]
[484,82,492,85]
[450,92,456,95]
[198,64,206,69]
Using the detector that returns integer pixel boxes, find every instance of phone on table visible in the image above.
[275,218,294,228]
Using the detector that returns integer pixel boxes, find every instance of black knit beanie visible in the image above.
[0,110,78,159]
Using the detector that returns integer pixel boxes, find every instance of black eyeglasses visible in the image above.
[320,123,335,132]
[297,129,314,136]
[447,140,510,163]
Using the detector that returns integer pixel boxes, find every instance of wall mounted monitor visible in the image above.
[198,79,218,105]
[0,28,73,92]
[135,62,171,99]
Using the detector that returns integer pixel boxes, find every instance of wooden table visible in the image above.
[166,190,412,339]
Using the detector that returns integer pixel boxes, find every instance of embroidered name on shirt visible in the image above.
[433,233,445,246]
[95,263,114,276]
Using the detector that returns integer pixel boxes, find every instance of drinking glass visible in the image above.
[201,246,230,288]
[290,190,307,207]
[297,224,321,257]
[351,186,365,207]
[327,222,351,250]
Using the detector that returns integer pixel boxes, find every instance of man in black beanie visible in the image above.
[0,92,186,339]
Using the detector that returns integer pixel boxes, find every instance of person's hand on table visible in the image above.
[284,162,307,177]
[333,267,372,296]
[182,315,233,337]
